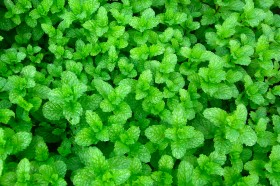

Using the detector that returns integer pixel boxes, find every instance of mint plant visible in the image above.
[0,0,280,185]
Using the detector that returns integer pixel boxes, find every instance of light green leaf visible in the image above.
[171,141,187,159]
[41,23,56,37]
[177,161,193,185]
[42,102,63,120]
[12,132,32,153]
[234,104,248,123]
[80,147,107,168]
[16,158,30,183]
[83,0,100,16]
[172,104,188,126]
[125,126,140,144]
[269,145,280,161]
[100,99,115,112]
[130,44,149,60]
[75,128,95,146]
[63,102,83,125]
[96,6,108,27]
[241,126,257,146]
[158,155,174,170]
[68,0,81,15]
[159,53,177,73]
[203,108,228,127]
[216,13,239,38]
[145,125,166,144]
[58,139,72,157]
[112,169,131,185]
[0,159,3,177]
[93,79,114,98]
[61,71,79,86]
[149,44,165,57]
[272,85,280,96]
[115,82,131,100]
[213,84,239,100]
[0,109,15,124]
[85,110,103,132]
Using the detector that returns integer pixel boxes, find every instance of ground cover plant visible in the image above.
[0,0,280,185]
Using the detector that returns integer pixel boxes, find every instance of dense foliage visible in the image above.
[0,0,280,185]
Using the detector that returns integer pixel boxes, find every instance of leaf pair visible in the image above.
[43,71,87,124]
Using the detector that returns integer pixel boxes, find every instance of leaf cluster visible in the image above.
[0,0,280,185]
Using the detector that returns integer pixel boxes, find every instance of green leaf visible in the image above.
[37,0,53,15]
[118,57,137,77]
[203,108,227,127]
[68,0,82,15]
[80,147,107,168]
[269,145,280,161]
[96,6,108,27]
[35,138,49,161]
[58,139,72,157]
[16,158,30,183]
[212,84,239,100]
[75,128,96,146]
[230,41,254,66]
[172,127,204,149]
[0,172,17,186]
[225,128,240,142]
[0,159,3,177]
[12,132,32,154]
[216,13,239,38]
[41,23,56,37]
[114,82,131,100]
[241,126,257,146]
[93,79,114,98]
[158,155,174,170]
[53,161,67,178]
[73,169,94,186]
[80,94,102,111]
[42,102,63,121]
[226,70,243,83]
[109,102,132,124]
[129,8,159,32]
[85,110,103,132]
[136,70,152,92]
[130,44,149,60]
[145,125,166,144]
[0,109,15,124]
[131,0,152,12]
[100,99,115,112]
[96,128,109,142]
[234,104,248,123]
[112,169,131,185]
[159,54,177,74]
[272,85,280,96]
[63,102,83,125]
[114,141,129,155]
[172,104,188,126]
[122,126,140,145]
[243,0,266,27]
[177,161,193,185]
[47,64,63,77]
[85,0,100,14]
[65,60,83,75]
[171,141,187,159]
[149,44,165,57]
[61,71,79,87]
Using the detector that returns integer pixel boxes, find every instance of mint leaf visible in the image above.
[42,102,63,121]
[16,158,30,183]
[0,109,15,124]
